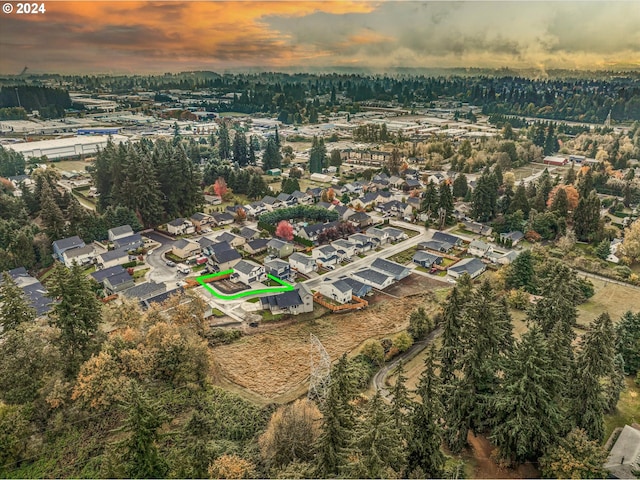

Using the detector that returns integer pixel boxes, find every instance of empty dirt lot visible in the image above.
[210,274,449,404]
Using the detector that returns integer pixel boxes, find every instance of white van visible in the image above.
[177,264,191,275]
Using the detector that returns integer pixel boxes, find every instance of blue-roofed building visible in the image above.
[338,277,372,298]
[412,251,443,268]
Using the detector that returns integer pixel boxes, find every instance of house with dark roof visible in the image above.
[319,279,352,304]
[239,227,260,241]
[276,192,293,204]
[604,424,640,479]
[217,232,245,248]
[265,258,294,282]
[412,251,443,268]
[62,244,96,268]
[121,281,166,301]
[208,242,242,272]
[190,212,213,231]
[198,236,216,256]
[404,178,422,191]
[351,268,394,290]
[432,231,463,247]
[331,239,356,259]
[306,187,323,201]
[204,194,222,205]
[103,271,135,294]
[348,233,375,253]
[96,247,129,269]
[231,260,266,285]
[367,226,391,244]
[140,287,186,310]
[260,283,313,315]
[244,238,270,255]
[108,225,133,242]
[447,258,486,279]
[338,277,372,298]
[267,238,294,258]
[331,205,354,222]
[167,218,194,235]
[288,252,318,274]
[3,267,52,317]
[90,265,127,284]
[290,190,312,205]
[419,239,453,253]
[382,227,408,242]
[500,231,525,246]
[348,211,373,228]
[371,258,411,280]
[462,220,493,236]
[52,236,85,261]
[113,233,144,251]
[172,238,201,259]
[211,212,234,226]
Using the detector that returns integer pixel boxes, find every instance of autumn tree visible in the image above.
[321,187,335,203]
[208,454,255,479]
[539,428,608,479]
[275,220,294,241]
[213,177,228,198]
[386,148,403,176]
[619,219,640,264]
[547,184,579,212]
[259,399,322,471]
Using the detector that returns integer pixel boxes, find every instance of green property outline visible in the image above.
[195,268,295,300]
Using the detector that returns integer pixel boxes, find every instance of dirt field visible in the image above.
[577,278,640,326]
[464,433,540,479]
[211,275,446,404]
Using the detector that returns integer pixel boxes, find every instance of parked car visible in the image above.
[166,260,176,267]
[429,267,438,274]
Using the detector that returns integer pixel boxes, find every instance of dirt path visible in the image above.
[466,433,540,479]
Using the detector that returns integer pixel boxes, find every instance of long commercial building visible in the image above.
[5,134,128,160]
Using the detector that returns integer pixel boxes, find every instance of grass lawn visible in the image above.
[604,377,640,442]
[259,310,284,322]
[165,252,184,263]
[133,268,150,280]
[387,246,418,264]
[211,308,226,317]
[441,257,456,267]
[192,264,207,272]
[82,265,96,275]
[246,297,260,303]
[394,226,420,238]
[576,278,640,327]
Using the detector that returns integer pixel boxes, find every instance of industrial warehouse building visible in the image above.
[5,134,127,160]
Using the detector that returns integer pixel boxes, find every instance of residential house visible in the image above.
[306,187,323,202]
[331,239,356,260]
[496,250,519,265]
[331,205,355,222]
[265,258,294,282]
[289,252,318,274]
[244,238,270,255]
[319,279,353,304]
[140,287,189,311]
[382,227,408,242]
[90,265,127,285]
[276,193,293,205]
[4,267,52,317]
[371,258,411,280]
[348,233,375,253]
[338,277,372,298]
[239,227,260,241]
[432,231,463,247]
[404,178,422,191]
[412,251,443,268]
[290,190,312,205]
[113,233,144,251]
[388,175,405,189]
[607,238,623,264]
[172,239,201,259]
[62,244,96,268]
[351,191,380,210]
[230,260,267,285]
[260,195,282,210]
[366,226,391,245]
[500,231,525,246]
[348,211,373,229]
[266,238,294,258]
[447,258,486,279]
[211,212,235,226]
[418,239,454,253]
[351,268,394,290]
[198,236,216,256]
[604,424,640,479]
[468,239,493,258]
[462,220,493,236]
[108,225,133,242]
[103,271,135,294]
[166,218,194,235]
[299,221,341,244]
[121,281,166,302]
[217,232,245,248]
[312,245,340,267]
[260,283,314,315]
[96,247,129,269]
[204,194,222,205]
[208,242,242,272]
[52,236,85,261]
[190,212,213,231]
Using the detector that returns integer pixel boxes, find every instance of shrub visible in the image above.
[361,340,384,366]
[393,332,414,353]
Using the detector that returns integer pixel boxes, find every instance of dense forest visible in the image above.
[0,86,70,119]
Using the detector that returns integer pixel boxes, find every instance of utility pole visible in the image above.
[15,88,21,108]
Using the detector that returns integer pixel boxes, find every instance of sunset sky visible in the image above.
[1,1,639,74]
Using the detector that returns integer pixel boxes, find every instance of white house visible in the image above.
[468,239,493,258]
[231,260,267,285]
[351,268,395,290]
[167,218,194,235]
[260,283,314,315]
[62,245,96,268]
[96,247,129,269]
[448,258,486,279]
[331,239,356,260]
[319,279,353,304]
[289,252,318,274]
[108,225,134,242]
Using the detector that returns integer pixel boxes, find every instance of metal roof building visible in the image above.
[6,134,127,160]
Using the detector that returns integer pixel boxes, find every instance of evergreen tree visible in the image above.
[0,272,35,333]
[565,163,577,185]
[389,361,412,438]
[504,250,536,293]
[452,173,468,198]
[39,182,66,240]
[538,168,554,206]
[232,130,248,166]
[47,263,102,377]
[472,170,498,222]
[348,392,405,478]
[595,239,611,260]
[491,327,562,462]
[550,186,569,217]
[420,181,439,219]
[616,311,640,375]
[574,191,602,242]
[407,348,445,478]
[408,306,430,341]
[262,137,281,171]
[544,124,558,155]
[114,381,169,479]
[439,286,466,385]
[508,183,530,216]
[438,182,454,226]
[539,428,608,479]
[577,167,594,197]
[309,136,326,174]
[218,121,231,160]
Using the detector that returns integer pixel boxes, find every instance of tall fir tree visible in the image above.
[217,121,231,160]
[0,272,36,332]
[508,182,530,216]
[438,182,455,226]
[574,191,602,242]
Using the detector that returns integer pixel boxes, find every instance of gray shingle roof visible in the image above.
[108,225,133,237]
[98,247,129,263]
[352,268,393,287]
[432,231,462,245]
[372,258,409,278]
[332,280,352,294]
[53,236,85,251]
[91,265,127,283]
[449,258,485,276]
[167,218,185,227]
[234,260,262,275]
[122,281,166,300]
